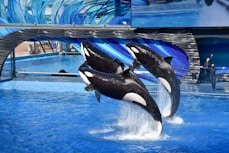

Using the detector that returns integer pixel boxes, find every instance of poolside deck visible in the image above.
[14,72,229,96]
[14,41,57,57]
[180,82,229,95]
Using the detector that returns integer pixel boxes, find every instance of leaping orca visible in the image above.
[78,62,162,134]
[81,40,125,74]
[126,42,180,118]
[81,40,147,90]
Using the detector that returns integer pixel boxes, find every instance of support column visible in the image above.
[11,49,16,78]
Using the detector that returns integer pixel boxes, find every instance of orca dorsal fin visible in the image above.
[164,56,173,65]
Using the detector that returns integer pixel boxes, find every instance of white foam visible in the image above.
[89,128,114,135]
[155,82,172,118]
[164,116,184,124]
[89,103,176,141]
[108,103,163,141]
[105,130,162,141]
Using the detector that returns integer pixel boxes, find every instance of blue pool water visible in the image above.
[0,55,229,153]
[15,55,84,73]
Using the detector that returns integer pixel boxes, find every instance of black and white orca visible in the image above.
[81,40,147,90]
[126,42,180,118]
[78,62,162,134]
[81,40,125,74]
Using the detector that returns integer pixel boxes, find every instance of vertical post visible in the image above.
[60,41,63,52]
[11,49,16,78]
[39,41,46,53]
[34,41,36,53]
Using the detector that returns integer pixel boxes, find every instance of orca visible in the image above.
[126,42,180,118]
[81,40,147,90]
[81,40,124,74]
[78,62,162,134]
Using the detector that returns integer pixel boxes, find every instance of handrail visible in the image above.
[17,71,79,76]
[0,24,132,29]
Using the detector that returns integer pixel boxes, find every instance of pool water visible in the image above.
[0,55,229,153]
[15,55,84,73]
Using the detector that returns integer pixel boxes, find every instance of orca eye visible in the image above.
[85,71,94,77]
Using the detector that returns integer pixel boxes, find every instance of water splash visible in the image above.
[155,82,184,124]
[89,128,114,135]
[89,82,183,140]
[105,103,164,141]
[155,82,172,118]
[164,116,183,124]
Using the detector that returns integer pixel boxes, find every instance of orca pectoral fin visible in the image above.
[95,90,101,103]
[164,56,173,65]
[85,84,94,91]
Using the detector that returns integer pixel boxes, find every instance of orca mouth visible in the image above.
[79,71,91,85]
[81,40,91,60]
[81,43,87,60]
[126,45,137,59]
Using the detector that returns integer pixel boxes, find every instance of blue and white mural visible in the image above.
[0,0,130,25]
[0,0,131,38]
[28,37,189,82]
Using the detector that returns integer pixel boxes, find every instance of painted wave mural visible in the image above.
[0,0,131,38]
[30,37,190,82]
[0,0,131,25]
